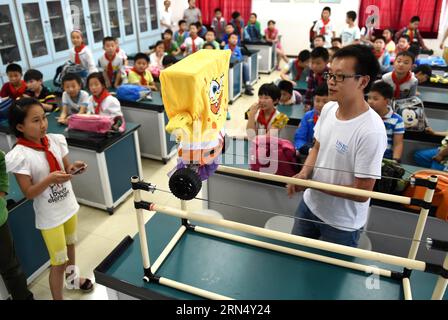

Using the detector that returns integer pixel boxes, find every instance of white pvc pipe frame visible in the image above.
[131,166,447,300]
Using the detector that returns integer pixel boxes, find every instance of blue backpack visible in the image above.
[116,84,151,102]
[0,97,12,122]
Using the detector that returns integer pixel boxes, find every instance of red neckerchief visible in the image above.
[8,81,27,99]
[105,53,117,81]
[217,17,223,33]
[373,48,385,59]
[132,67,148,86]
[315,71,325,86]
[229,43,237,52]
[93,89,110,114]
[320,19,330,35]
[116,47,120,54]
[164,39,172,52]
[234,19,242,33]
[392,71,412,99]
[191,35,198,53]
[407,27,415,43]
[74,44,86,65]
[266,28,277,41]
[257,109,276,128]
[313,111,319,125]
[294,60,304,81]
[17,136,61,173]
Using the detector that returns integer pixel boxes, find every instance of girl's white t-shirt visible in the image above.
[6,134,80,230]
[69,46,98,74]
[87,95,123,117]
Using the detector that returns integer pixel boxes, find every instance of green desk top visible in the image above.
[95,213,448,300]
[111,90,165,113]
[293,80,308,93]
[277,104,305,126]
[419,87,448,108]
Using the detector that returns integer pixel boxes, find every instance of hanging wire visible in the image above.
[151,186,429,247]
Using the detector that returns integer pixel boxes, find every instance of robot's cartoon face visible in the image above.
[402,108,419,128]
[209,74,225,115]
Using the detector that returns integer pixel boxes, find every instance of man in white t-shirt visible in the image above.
[160,0,174,32]
[313,7,336,48]
[287,45,387,248]
[341,11,361,46]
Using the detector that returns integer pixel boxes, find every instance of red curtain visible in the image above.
[196,0,252,26]
[358,0,444,38]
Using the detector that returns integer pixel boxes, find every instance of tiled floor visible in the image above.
[27,70,283,300]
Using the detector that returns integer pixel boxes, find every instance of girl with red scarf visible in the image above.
[69,30,98,74]
[86,73,122,117]
[372,37,392,74]
[6,97,92,300]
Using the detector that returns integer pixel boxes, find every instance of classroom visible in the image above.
[0,0,448,302]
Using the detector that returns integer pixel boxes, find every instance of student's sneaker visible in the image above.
[244,88,254,96]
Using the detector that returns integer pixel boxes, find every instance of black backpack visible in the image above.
[53,61,88,92]
[374,160,406,194]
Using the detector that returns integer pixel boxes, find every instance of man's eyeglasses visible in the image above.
[323,72,363,83]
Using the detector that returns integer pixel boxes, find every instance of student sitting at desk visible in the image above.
[0,63,27,100]
[382,51,418,99]
[23,69,57,112]
[230,11,245,40]
[246,83,289,139]
[86,72,122,117]
[368,81,404,162]
[313,35,326,49]
[225,33,254,96]
[280,50,310,85]
[304,47,329,111]
[204,30,220,49]
[7,97,91,300]
[395,16,431,55]
[57,74,89,125]
[149,41,167,78]
[127,53,158,92]
[294,83,329,157]
[244,13,262,43]
[98,37,125,89]
[414,129,448,172]
[395,35,411,55]
[221,24,240,47]
[278,80,302,106]
[372,36,392,74]
[413,64,432,85]
[313,6,335,48]
[163,29,181,56]
[69,30,98,75]
[174,20,189,48]
[383,29,396,57]
[331,38,343,49]
[181,23,204,56]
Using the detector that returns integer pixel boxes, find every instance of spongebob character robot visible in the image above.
[160,50,231,200]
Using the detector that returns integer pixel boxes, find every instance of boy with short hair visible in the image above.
[0,63,27,100]
[341,11,361,46]
[182,23,204,56]
[368,81,404,162]
[304,47,330,110]
[205,30,220,49]
[163,29,181,56]
[246,83,289,138]
[98,36,125,88]
[313,7,335,48]
[211,8,226,42]
[331,38,342,49]
[395,35,411,55]
[221,24,240,47]
[278,80,302,106]
[294,83,329,157]
[395,16,430,54]
[245,13,262,43]
[127,53,158,91]
[230,11,245,39]
[58,73,89,124]
[382,51,418,99]
[313,35,325,48]
[174,20,189,47]
[373,36,392,74]
[280,50,311,85]
[23,69,57,111]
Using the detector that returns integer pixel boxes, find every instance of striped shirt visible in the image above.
[381,107,405,159]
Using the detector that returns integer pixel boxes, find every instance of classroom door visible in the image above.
[0,1,28,81]
[17,0,54,66]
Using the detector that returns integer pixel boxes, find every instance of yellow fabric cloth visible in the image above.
[127,69,154,86]
[160,50,231,147]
